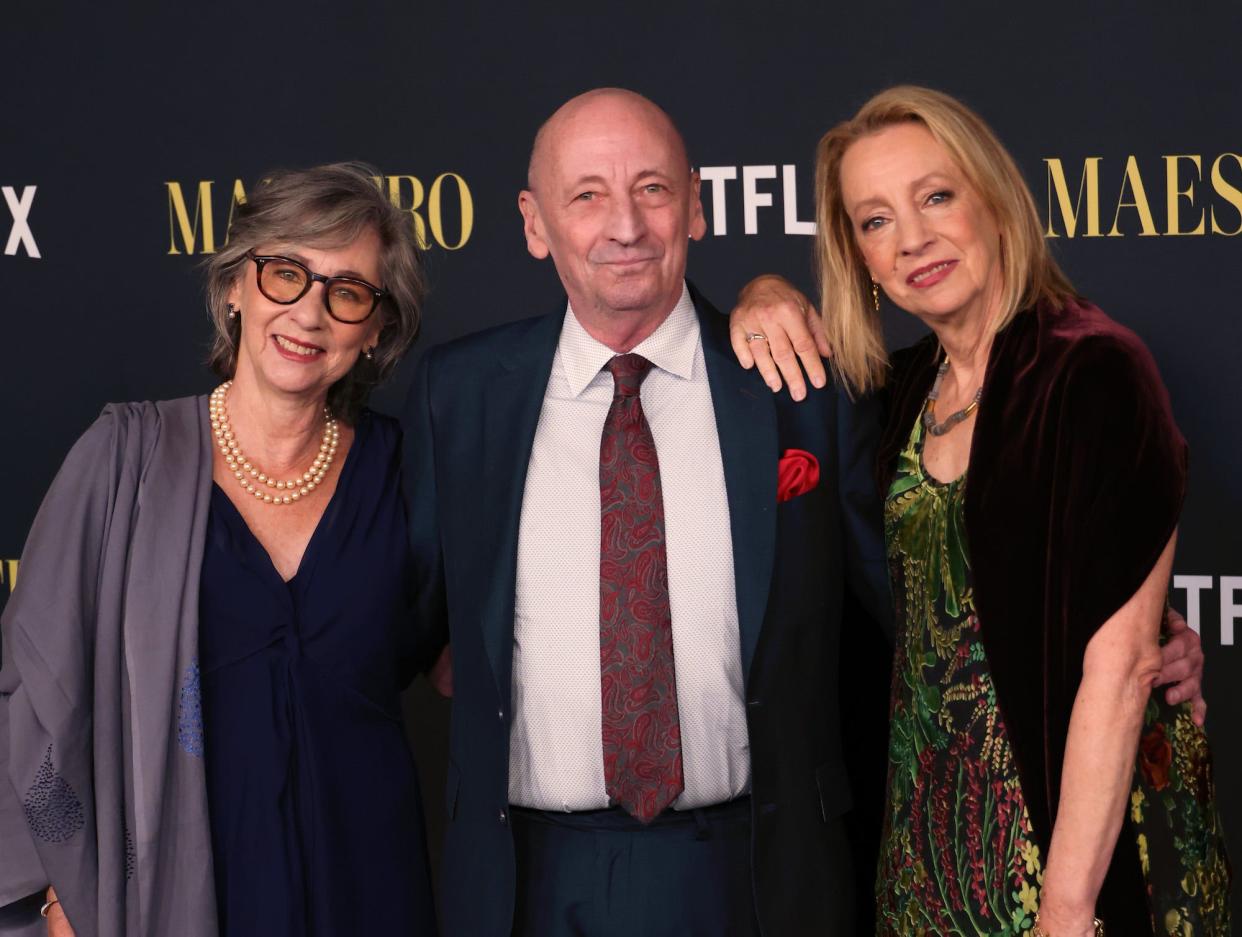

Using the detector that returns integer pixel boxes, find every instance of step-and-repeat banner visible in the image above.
[3,2,1239,919]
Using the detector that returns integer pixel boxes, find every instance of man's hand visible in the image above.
[429,645,453,698]
[1158,608,1206,725]
[729,275,829,401]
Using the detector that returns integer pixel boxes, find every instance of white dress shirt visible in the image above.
[508,284,750,811]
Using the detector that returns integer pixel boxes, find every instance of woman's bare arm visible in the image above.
[1036,533,1176,936]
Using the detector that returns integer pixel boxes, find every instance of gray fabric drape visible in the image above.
[0,397,217,937]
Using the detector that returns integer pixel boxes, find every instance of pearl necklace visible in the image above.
[209,381,339,506]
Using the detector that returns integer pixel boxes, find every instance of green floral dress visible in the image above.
[878,418,1231,936]
[1129,677,1233,933]
[877,418,1043,936]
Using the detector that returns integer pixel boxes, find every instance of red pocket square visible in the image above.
[777,448,820,503]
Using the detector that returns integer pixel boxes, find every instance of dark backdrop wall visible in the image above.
[3,0,1239,922]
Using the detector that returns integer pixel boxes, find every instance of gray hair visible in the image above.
[203,161,424,421]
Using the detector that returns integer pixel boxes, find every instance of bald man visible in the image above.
[403,89,892,936]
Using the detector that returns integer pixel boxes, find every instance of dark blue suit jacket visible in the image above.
[403,287,892,936]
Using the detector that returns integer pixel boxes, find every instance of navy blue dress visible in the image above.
[198,412,436,936]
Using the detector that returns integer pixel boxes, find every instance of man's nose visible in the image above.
[605,194,647,244]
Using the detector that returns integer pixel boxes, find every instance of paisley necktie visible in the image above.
[598,353,683,823]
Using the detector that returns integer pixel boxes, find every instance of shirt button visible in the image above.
[497,708,505,721]
[499,809,508,825]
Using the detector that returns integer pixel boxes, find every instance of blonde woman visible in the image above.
[730,87,1229,936]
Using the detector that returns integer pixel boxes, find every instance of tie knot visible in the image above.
[605,353,654,398]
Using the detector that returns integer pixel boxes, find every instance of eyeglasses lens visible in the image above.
[259,259,310,302]
[324,281,374,322]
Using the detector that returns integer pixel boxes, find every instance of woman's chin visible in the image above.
[250,363,337,402]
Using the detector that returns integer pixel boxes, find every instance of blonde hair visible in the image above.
[814,85,1076,396]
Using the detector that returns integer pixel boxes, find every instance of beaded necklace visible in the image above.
[922,358,982,437]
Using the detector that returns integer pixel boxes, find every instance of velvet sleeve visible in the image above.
[1049,331,1187,691]
[1059,333,1186,634]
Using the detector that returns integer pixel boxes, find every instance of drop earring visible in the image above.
[227,304,239,320]
[363,346,376,361]
[870,280,880,312]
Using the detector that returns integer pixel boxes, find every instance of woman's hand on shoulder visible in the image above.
[728,275,831,401]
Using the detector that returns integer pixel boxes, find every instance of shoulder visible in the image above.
[998,304,1185,484]
[424,312,561,374]
[1029,301,1169,407]
[27,396,205,557]
[65,395,204,468]
[355,407,403,450]
[95,395,207,436]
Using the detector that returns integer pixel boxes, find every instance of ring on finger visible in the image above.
[745,332,767,342]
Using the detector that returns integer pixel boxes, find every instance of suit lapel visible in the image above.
[693,287,777,688]
[478,310,563,702]
[473,292,777,698]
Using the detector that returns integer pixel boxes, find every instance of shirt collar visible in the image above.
[559,283,699,398]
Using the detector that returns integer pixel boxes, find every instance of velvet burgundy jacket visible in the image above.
[876,299,1187,932]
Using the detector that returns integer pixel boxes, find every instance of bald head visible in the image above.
[516,87,706,350]
[526,88,691,191]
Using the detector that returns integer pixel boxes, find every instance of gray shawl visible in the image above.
[0,396,216,937]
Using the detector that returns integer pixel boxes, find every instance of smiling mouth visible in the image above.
[908,261,956,285]
[274,335,324,356]
[599,255,659,267]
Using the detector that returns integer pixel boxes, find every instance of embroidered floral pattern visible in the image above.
[1129,699,1231,934]
[22,744,85,844]
[125,820,136,881]
[178,658,204,757]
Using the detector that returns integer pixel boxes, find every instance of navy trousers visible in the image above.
[510,797,761,937]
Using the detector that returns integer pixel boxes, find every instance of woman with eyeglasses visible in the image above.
[0,163,441,937]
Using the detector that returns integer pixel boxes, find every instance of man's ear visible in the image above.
[688,170,707,241]
[518,190,551,260]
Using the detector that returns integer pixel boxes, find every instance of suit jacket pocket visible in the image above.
[814,761,853,822]
[445,759,461,820]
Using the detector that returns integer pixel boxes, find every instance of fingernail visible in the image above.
[812,376,826,388]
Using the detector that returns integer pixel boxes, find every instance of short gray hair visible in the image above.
[203,161,424,421]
